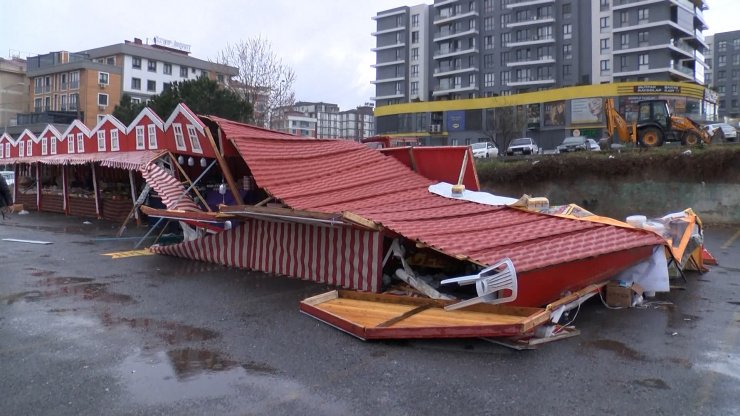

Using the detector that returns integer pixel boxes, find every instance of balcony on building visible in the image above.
[506,76,555,87]
[433,0,456,7]
[433,9,479,25]
[433,27,479,42]
[433,65,478,77]
[506,15,555,29]
[372,26,406,36]
[506,35,554,48]
[431,83,477,97]
[371,76,405,84]
[371,59,406,68]
[371,92,405,101]
[506,0,555,9]
[371,41,406,52]
[506,55,556,67]
[372,9,406,21]
[433,46,479,60]
[667,38,696,58]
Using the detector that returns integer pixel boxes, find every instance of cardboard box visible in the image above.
[606,281,644,307]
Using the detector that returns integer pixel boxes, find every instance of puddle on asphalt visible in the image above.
[634,378,670,390]
[1,277,134,305]
[582,339,647,361]
[99,314,219,345]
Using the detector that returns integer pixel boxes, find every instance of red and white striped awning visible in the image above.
[141,163,201,212]
[3,150,167,171]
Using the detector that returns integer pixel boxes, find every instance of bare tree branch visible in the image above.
[216,36,296,127]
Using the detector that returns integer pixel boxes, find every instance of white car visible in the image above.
[586,138,601,151]
[506,138,539,156]
[471,142,498,158]
[705,123,737,142]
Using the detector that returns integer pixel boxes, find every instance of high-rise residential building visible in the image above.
[0,57,28,130]
[373,0,708,106]
[339,105,375,141]
[295,101,341,138]
[275,101,376,140]
[710,30,740,118]
[23,37,238,128]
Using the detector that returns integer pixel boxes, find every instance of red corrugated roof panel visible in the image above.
[213,118,665,274]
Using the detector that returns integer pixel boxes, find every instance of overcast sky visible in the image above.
[1,0,736,110]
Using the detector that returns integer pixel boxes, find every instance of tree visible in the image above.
[112,94,145,125]
[484,106,528,154]
[217,36,296,127]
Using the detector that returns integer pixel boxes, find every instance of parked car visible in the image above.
[705,123,737,142]
[1,171,13,187]
[506,138,539,156]
[586,138,601,151]
[471,142,498,158]
[557,136,592,153]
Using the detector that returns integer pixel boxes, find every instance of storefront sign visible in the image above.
[446,111,465,131]
[633,85,681,94]
[153,36,191,53]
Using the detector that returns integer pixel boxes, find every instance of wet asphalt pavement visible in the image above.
[0,212,738,416]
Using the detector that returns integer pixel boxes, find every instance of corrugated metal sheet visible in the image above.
[210,118,665,275]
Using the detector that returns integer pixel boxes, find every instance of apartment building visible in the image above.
[710,30,740,118]
[294,101,341,138]
[24,37,237,128]
[373,0,709,106]
[290,101,375,140]
[0,57,28,130]
[338,105,375,141]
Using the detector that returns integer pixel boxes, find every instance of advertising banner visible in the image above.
[570,98,603,124]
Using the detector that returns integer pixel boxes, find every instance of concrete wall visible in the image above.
[484,178,740,224]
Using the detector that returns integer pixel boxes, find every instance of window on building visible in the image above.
[732,69,739,79]
[718,70,726,80]
[484,54,495,68]
[620,11,628,25]
[26,140,32,156]
[98,93,108,107]
[484,35,494,49]
[411,48,419,61]
[600,38,610,53]
[411,31,419,44]
[173,124,186,150]
[638,31,648,46]
[411,64,419,77]
[718,41,727,52]
[131,77,141,90]
[500,13,510,27]
[50,138,56,154]
[621,33,629,48]
[734,39,740,50]
[563,64,572,76]
[484,72,495,87]
[412,14,419,27]
[500,71,510,85]
[733,85,738,95]
[734,55,740,65]
[717,86,725,94]
[148,60,157,72]
[147,80,156,92]
[96,131,105,151]
[132,57,141,69]
[620,55,628,70]
[501,32,511,47]
[34,98,42,112]
[484,0,494,13]
[562,3,571,17]
[148,124,157,149]
[563,24,572,39]
[135,126,145,149]
[410,81,419,95]
[600,16,610,31]
[131,97,141,104]
[41,137,47,155]
[563,44,572,59]
[187,126,202,153]
[98,72,109,85]
[638,53,649,69]
[110,130,119,151]
[638,8,649,23]
[600,0,609,10]
[180,66,188,77]
[163,63,172,75]
[719,55,727,66]
[600,59,611,72]
[70,71,80,89]
[484,16,495,31]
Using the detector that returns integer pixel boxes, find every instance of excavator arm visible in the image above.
[604,98,636,144]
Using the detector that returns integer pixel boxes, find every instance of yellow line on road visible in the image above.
[721,229,740,250]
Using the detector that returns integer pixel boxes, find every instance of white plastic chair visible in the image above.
[441,258,518,310]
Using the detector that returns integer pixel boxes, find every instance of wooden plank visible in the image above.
[168,152,211,212]
[342,211,380,231]
[204,127,243,205]
[376,304,432,328]
[222,204,340,221]
[301,290,339,306]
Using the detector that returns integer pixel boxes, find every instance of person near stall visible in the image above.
[0,173,12,220]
